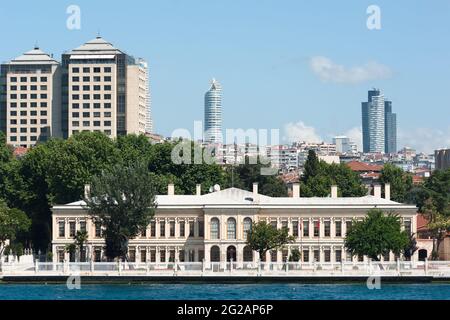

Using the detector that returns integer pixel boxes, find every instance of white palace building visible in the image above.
[51,183,418,265]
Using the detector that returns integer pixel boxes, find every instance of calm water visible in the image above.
[0,283,449,300]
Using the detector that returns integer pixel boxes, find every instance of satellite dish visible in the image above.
[213,184,221,192]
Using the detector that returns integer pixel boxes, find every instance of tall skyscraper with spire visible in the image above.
[204,78,222,143]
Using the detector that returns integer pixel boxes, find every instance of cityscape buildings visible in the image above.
[204,78,222,144]
[435,149,450,170]
[0,37,151,147]
[384,100,397,153]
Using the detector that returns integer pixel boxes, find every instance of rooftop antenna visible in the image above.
[96,29,101,39]
[34,41,39,50]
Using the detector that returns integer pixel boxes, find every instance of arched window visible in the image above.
[227,218,236,239]
[210,218,219,239]
[243,246,253,262]
[243,217,252,240]
[210,246,220,262]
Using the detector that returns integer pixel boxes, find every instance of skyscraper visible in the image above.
[62,36,147,138]
[138,58,153,134]
[362,89,385,153]
[0,46,62,148]
[204,78,222,143]
[384,100,397,153]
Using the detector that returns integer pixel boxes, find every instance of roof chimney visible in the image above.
[196,184,201,196]
[373,184,381,198]
[384,183,391,201]
[168,183,175,196]
[331,185,338,198]
[292,183,300,198]
[253,182,258,197]
[84,184,90,199]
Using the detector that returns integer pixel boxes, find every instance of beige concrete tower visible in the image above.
[0,47,62,147]
[62,36,147,138]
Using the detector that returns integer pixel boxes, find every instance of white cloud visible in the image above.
[309,56,392,84]
[283,121,322,143]
[398,127,450,154]
[344,126,363,152]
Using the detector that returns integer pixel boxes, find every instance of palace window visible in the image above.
[160,249,166,263]
[169,250,175,262]
[346,221,352,235]
[383,252,390,262]
[324,249,331,262]
[210,218,219,239]
[198,250,204,262]
[243,218,252,241]
[292,221,299,237]
[150,250,156,262]
[189,221,195,237]
[58,221,65,237]
[313,250,320,262]
[198,221,204,237]
[227,218,236,240]
[69,221,76,237]
[150,220,155,237]
[243,246,253,262]
[270,250,277,262]
[58,250,65,263]
[179,221,185,237]
[324,221,331,237]
[281,220,288,230]
[335,250,342,262]
[140,250,147,263]
[79,221,86,233]
[169,221,175,237]
[404,220,412,235]
[346,251,352,262]
[303,220,309,237]
[335,221,342,237]
[160,221,166,237]
[313,221,320,237]
[94,249,101,262]
[303,250,309,262]
[95,223,101,238]
[129,249,136,262]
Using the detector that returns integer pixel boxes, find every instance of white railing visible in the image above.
[1,260,450,277]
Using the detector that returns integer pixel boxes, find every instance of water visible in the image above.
[0,283,449,300]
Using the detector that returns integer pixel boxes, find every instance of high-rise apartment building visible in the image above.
[204,78,222,144]
[0,47,62,148]
[333,136,351,154]
[362,89,385,153]
[61,37,147,138]
[384,100,397,154]
[138,59,153,134]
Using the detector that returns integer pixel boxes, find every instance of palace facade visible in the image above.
[51,183,418,264]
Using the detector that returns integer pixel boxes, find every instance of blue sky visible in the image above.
[1,0,450,152]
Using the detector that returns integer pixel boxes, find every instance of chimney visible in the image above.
[196,184,201,196]
[384,183,391,201]
[331,185,338,198]
[168,183,175,196]
[84,184,90,199]
[292,183,300,198]
[373,184,381,198]
[253,182,258,197]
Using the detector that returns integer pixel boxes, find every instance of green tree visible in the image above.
[74,230,89,262]
[227,156,288,197]
[344,209,409,261]
[288,248,301,262]
[246,221,294,260]
[301,150,366,197]
[379,164,413,202]
[84,162,157,260]
[0,200,31,256]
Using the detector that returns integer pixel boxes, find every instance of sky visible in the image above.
[1,0,450,153]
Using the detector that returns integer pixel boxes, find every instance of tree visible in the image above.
[379,163,413,202]
[84,162,157,260]
[301,150,366,197]
[288,248,301,262]
[344,209,409,261]
[246,221,294,260]
[0,201,31,256]
[403,233,419,260]
[227,156,288,197]
[74,230,88,262]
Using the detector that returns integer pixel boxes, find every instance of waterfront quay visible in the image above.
[1,260,449,282]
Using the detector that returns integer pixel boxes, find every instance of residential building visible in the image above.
[204,78,222,143]
[0,47,62,147]
[61,36,147,138]
[384,100,397,154]
[333,136,351,154]
[362,88,385,153]
[51,183,418,264]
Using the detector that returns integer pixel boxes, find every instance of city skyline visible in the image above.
[1,1,450,153]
